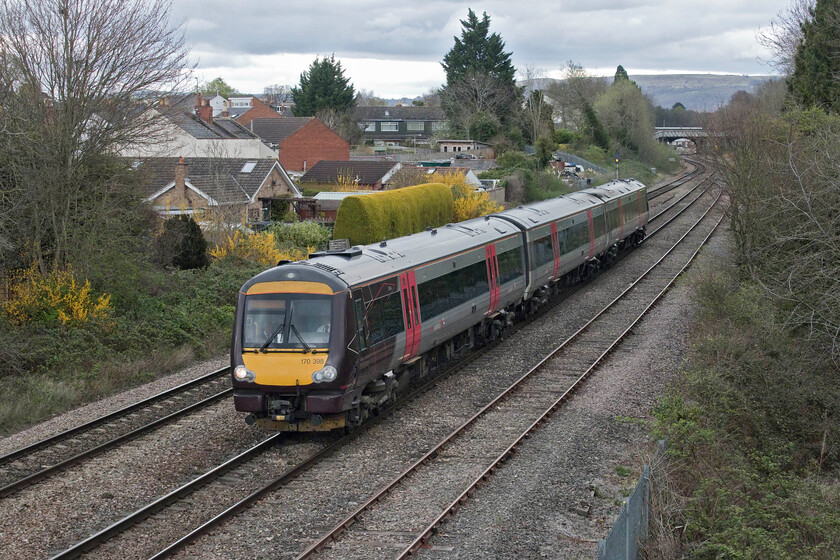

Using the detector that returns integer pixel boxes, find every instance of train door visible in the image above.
[618,197,625,239]
[586,209,595,259]
[485,244,501,313]
[399,271,422,360]
[550,222,561,278]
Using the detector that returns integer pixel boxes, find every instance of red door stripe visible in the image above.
[550,222,561,277]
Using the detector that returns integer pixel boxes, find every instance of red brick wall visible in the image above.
[236,97,282,127]
[278,120,350,172]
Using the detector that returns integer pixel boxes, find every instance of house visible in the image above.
[119,95,277,159]
[248,117,349,172]
[227,96,282,127]
[437,139,495,159]
[353,106,447,146]
[132,156,301,224]
[298,160,401,190]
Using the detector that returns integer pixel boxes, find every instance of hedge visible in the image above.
[333,183,453,246]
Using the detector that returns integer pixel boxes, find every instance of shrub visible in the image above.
[333,183,453,245]
[268,221,331,252]
[3,265,112,327]
[155,216,209,270]
[210,230,310,266]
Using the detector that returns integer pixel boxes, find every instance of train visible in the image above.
[231,179,649,431]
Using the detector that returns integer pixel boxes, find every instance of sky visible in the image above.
[169,0,793,99]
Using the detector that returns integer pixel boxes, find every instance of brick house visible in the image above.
[298,160,401,190]
[228,96,283,128]
[248,117,349,173]
[133,157,301,224]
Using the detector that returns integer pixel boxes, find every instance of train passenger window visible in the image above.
[418,259,488,320]
[533,234,553,267]
[593,211,606,238]
[608,206,620,231]
[497,247,524,284]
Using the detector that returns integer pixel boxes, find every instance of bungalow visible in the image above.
[132,156,301,224]
[298,160,401,190]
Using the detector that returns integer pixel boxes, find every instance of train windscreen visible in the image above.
[242,294,332,351]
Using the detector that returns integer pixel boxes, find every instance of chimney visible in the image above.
[196,104,213,125]
[175,156,188,190]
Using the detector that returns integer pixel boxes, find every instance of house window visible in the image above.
[406,121,424,132]
[381,122,398,132]
[364,122,376,131]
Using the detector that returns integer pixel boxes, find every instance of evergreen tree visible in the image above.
[291,55,355,116]
[442,9,516,86]
[156,216,208,270]
[614,65,630,83]
[788,0,840,111]
[440,9,521,136]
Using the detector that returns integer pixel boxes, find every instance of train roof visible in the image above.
[494,192,601,229]
[578,179,646,202]
[247,215,521,290]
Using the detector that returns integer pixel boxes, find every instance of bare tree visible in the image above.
[440,69,520,138]
[263,83,292,106]
[543,61,607,130]
[519,66,555,143]
[758,0,815,75]
[355,88,388,106]
[0,0,191,272]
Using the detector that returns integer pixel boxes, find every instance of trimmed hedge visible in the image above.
[333,183,453,246]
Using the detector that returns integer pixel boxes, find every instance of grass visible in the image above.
[0,260,262,436]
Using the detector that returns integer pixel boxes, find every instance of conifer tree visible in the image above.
[291,55,355,116]
[788,0,840,111]
[440,9,521,137]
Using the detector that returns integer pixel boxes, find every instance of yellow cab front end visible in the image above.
[231,264,356,432]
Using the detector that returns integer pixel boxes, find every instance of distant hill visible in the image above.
[519,74,778,113]
[629,74,776,111]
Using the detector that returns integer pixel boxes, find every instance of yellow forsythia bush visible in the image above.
[210,230,310,266]
[451,184,504,222]
[3,265,112,326]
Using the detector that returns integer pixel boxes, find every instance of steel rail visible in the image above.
[293,190,725,559]
[0,387,233,498]
[398,199,727,558]
[0,366,230,466]
[59,169,716,559]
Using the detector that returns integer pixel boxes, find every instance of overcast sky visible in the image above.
[170,0,792,98]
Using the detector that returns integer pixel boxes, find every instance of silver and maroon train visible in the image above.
[231,179,649,431]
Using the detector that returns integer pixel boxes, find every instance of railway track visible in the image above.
[0,367,233,498]
[41,164,718,560]
[289,187,727,559]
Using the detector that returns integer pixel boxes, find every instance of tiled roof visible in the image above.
[352,106,447,121]
[163,110,263,141]
[131,157,294,203]
[248,117,313,144]
[299,160,399,186]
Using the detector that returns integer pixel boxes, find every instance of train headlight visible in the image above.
[312,365,337,383]
[234,365,256,382]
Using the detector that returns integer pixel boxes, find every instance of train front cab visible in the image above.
[231,265,360,431]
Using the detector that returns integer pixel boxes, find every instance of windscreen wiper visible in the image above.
[260,313,287,353]
[289,323,312,353]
